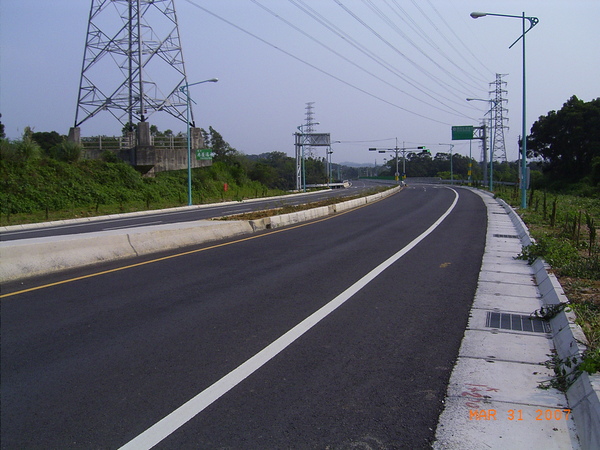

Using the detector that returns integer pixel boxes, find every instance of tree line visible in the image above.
[1,94,598,200]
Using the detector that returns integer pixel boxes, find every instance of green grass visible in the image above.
[0,158,287,226]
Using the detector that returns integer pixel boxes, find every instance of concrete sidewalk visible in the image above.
[434,190,600,449]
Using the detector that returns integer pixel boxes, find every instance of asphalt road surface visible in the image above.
[1,184,487,449]
[0,179,390,242]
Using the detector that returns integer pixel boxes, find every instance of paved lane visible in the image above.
[1,185,486,449]
[0,179,392,242]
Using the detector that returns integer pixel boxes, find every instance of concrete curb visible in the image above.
[496,197,600,449]
[0,189,327,233]
[0,186,401,283]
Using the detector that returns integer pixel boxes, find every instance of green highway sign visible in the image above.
[452,125,474,140]
[195,148,213,160]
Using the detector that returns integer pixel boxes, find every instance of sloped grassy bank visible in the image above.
[0,158,284,226]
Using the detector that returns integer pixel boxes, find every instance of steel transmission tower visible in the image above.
[304,102,317,157]
[489,74,509,162]
[74,0,191,131]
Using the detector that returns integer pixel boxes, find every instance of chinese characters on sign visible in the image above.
[196,149,213,161]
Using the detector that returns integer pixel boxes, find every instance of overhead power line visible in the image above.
[436,0,496,79]
[333,0,475,105]
[384,0,489,86]
[360,0,485,93]
[251,0,473,119]
[287,0,476,117]
[182,0,469,126]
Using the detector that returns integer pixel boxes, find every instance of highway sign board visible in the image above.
[452,126,474,140]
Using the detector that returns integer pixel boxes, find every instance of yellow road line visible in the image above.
[1,195,395,299]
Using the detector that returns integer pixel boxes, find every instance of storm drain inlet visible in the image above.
[486,311,551,333]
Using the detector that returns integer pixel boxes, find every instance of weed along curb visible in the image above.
[0,186,401,283]
[496,196,600,449]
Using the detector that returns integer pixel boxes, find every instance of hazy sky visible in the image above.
[1,0,598,164]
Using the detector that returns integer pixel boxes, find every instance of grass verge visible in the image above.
[494,185,600,377]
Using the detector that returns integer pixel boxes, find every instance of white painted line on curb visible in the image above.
[119,188,459,450]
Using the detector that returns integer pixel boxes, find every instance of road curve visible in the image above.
[0,179,392,242]
[1,185,487,448]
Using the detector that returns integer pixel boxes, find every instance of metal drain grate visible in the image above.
[486,311,551,333]
[493,234,521,239]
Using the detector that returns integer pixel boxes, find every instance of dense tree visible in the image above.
[205,126,240,164]
[121,122,137,135]
[304,157,327,185]
[381,150,482,181]
[528,96,600,185]
[32,131,64,154]
[247,151,326,190]
[256,151,296,189]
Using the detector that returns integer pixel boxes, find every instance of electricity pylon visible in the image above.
[489,73,509,162]
[74,0,191,131]
[304,102,317,157]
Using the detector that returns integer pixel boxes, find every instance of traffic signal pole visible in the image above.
[369,140,429,183]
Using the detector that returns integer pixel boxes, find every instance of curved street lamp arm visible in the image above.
[470,12,539,49]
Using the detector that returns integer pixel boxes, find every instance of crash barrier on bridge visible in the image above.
[495,196,600,450]
[0,185,402,283]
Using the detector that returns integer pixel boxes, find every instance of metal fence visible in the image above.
[81,135,188,150]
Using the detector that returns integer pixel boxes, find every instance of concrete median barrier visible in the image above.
[0,221,253,282]
[1,186,402,283]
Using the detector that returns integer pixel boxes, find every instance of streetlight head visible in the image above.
[470,12,487,18]
[208,78,219,82]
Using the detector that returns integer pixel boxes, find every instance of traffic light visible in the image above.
[418,146,430,154]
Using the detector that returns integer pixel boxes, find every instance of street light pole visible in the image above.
[179,78,218,206]
[470,11,539,208]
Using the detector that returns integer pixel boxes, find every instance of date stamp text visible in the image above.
[469,408,571,421]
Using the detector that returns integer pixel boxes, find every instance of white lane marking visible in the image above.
[119,188,459,450]
[103,221,163,231]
